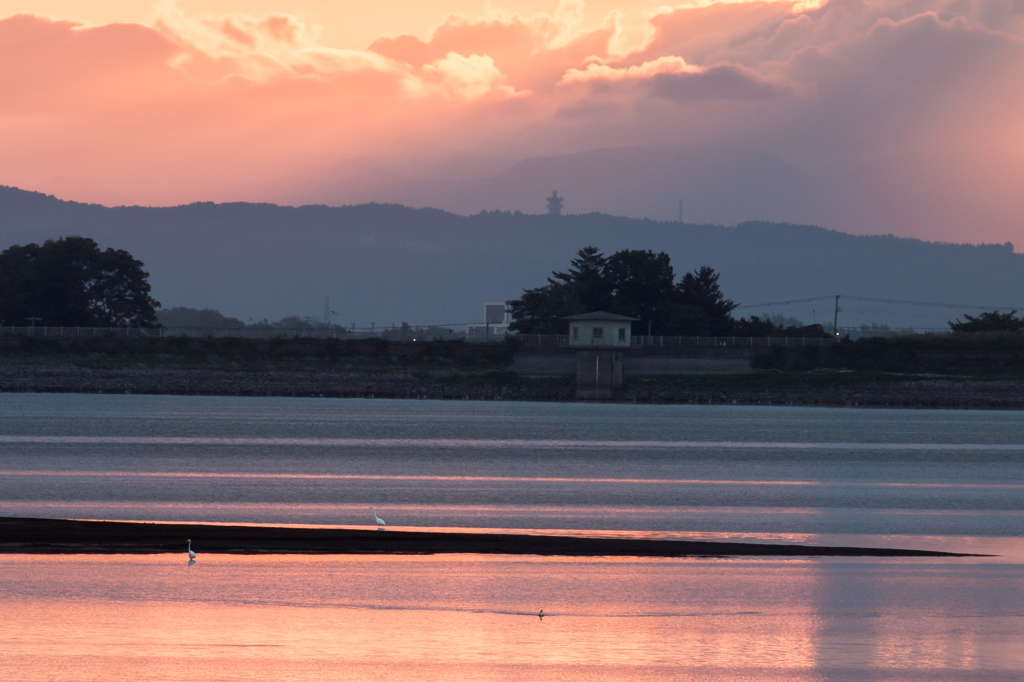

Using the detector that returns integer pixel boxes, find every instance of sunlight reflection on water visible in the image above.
[2,554,1024,681]
[3,395,1024,680]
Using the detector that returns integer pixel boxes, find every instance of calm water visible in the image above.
[2,394,1023,680]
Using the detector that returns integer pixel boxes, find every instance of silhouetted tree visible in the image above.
[676,266,737,335]
[604,250,680,334]
[157,307,245,329]
[507,246,610,334]
[506,283,573,334]
[551,246,612,314]
[0,237,159,327]
[949,310,1022,332]
[731,315,777,336]
[731,315,829,337]
[508,247,737,336]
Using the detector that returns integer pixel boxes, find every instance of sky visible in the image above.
[2,0,1023,245]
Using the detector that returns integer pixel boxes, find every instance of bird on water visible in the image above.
[538,609,544,619]
[371,508,386,529]
[187,539,196,561]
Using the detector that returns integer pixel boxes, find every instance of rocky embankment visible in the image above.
[1,363,1023,408]
[627,377,1024,409]
[0,364,573,401]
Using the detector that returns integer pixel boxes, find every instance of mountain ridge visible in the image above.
[0,185,1019,328]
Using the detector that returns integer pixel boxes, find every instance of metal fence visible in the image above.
[0,326,840,347]
[630,335,839,347]
[0,326,354,340]
[514,334,838,347]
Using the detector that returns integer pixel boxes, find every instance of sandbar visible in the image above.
[0,517,977,557]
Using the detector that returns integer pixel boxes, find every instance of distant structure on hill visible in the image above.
[546,191,563,216]
[3,185,1024,330]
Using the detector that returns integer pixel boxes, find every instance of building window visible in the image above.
[592,327,604,341]
[618,328,626,342]
[573,327,579,340]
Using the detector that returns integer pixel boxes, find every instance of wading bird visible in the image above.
[371,508,386,529]
[187,539,196,561]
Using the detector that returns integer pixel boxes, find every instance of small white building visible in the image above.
[565,312,639,347]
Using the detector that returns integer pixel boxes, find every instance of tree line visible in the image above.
[4,237,1021,336]
[506,247,822,337]
[0,237,159,327]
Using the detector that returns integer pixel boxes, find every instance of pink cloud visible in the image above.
[560,56,789,100]
[0,1,1023,245]
[368,9,618,94]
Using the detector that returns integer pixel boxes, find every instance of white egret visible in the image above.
[371,508,386,529]
[187,539,196,561]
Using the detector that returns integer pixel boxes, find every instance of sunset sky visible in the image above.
[2,1,1023,244]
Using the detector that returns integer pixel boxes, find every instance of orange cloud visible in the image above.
[368,7,619,94]
[560,55,789,99]
[0,1,1023,244]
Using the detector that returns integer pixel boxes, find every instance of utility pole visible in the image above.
[26,317,41,328]
[323,297,330,326]
[834,295,841,338]
[678,200,683,223]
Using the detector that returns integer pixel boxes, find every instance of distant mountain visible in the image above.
[0,185,1020,329]
[277,145,823,226]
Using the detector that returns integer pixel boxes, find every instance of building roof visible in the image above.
[563,311,640,322]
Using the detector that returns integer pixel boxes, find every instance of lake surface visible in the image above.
[1,394,1023,680]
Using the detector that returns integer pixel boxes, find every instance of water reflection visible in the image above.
[2,554,1023,680]
[3,435,1024,451]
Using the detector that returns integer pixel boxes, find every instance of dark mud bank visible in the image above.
[0,517,977,558]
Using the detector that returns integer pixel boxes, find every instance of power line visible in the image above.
[735,296,833,309]
[843,296,1020,310]
[737,295,1020,311]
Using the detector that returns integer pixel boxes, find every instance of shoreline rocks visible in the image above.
[0,363,1022,409]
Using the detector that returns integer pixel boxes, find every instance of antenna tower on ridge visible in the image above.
[546,191,564,216]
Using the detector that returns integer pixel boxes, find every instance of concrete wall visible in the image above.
[576,351,625,401]
[624,356,752,374]
[512,350,752,376]
[510,354,577,376]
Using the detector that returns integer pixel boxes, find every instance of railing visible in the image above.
[0,326,356,340]
[505,334,569,346]
[0,326,839,347]
[512,334,838,347]
[630,335,839,347]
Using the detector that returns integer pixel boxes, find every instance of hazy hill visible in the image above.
[0,185,1020,329]
[282,146,821,227]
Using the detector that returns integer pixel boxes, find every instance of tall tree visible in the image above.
[508,247,738,336]
[677,266,737,335]
[0,237,160,327]
[604,249,679,335]
[550,246,612,314]
[508,247,610,334]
